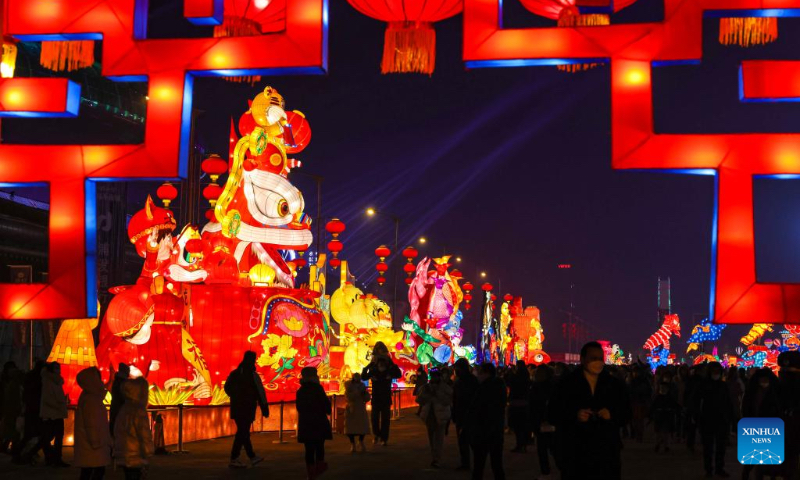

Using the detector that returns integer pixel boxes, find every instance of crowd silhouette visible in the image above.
[1,341,799,480]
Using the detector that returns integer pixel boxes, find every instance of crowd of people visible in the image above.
[0,341,799,480]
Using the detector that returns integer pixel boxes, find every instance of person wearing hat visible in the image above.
[224,351,268,469]
[778,350,800,480]
[109,363,130,437]
[296,366,332,479]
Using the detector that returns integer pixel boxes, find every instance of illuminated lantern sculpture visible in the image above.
[47,307,100,403]
[643,314,681,352]
[213,0,286,84]
[741,324,774,346]
[89,87,327,403]
[509,298,548,365]
[156,181,178,208]
[326,218,345,270]
[346,0,462,75]
[686,318,727,353]
[518,0,637,72]
[40,39,94,72]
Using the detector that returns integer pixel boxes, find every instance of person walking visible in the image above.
[452,358,478,471]
[12,360,44,464]
[39,361,69,467]
[109,363,130,437]
[506,360,531,453]
[416,369,453,468]
[224,351,268,469]
[697,362,732,478]
[344,373,370,453]
[113,377,154,480]
[74,367,112,480]
[0,362,21,455]
[296,367,332,480]
[361,341,401,446]
[650,380,679,453]
[530,364,557,480]
[469,362,507,480]
[548,341,630,480]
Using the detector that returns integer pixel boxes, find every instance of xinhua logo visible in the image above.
[738,418,784,465]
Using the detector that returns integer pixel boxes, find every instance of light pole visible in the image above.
[365,208,401,323]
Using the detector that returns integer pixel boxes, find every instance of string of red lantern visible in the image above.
[201,153,227,221]
[326,218,346,269]
[375,245,391,286]
[402,245,418,285]
[463,281,473,310]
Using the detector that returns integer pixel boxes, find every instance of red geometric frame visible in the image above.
[464,0,800,324]
[0,0,327,320]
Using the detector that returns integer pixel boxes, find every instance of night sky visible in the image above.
[8,0,800,357]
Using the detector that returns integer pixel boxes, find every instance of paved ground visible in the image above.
[0,411,744,480]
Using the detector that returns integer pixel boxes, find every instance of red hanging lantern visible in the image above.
[405,277,413,285]
[213,0,286,84]
[201,154,228,183]
[346,1,462,75]
[376,261,389,274]
[156,182,178,208]
[327,239,343,254]
[375,245,392,261]
[464,293,473,302]
[491,294,497,302]
[463,282,474,292]
[482,283,493,292]
[402,246,419,259]
[377,276,386,286]
[465,303,472,310]
[202,183,224,207]
[503,293,514,303]
[329,258,341,269]
[402,245,419,279]
[325,218,346,238]
[403,263,416,274]
[518,0,637,72]
[284,110,312,154]
[294,250,307,270]
[204,208,215,222]
[450,269,463,279]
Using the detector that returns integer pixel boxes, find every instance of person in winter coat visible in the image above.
[548,342,630,480]
[649,381,679,453]
[452,358,478,470]
[506,360,531,453]
[529,364,557,480]
[296,367,332,480]
[361,341,401,446]
[696,362,733,478]
[39,361,69,467]
[12,360,44,464]
[469,362,507,480]
[109,363,130,437]
[74,367,112,480]
[416,369,453,468]
[777,351,800,480]
[113,377,154,480]
[0,363,21,454]
[224,351,268,469]
[344,373,370,453]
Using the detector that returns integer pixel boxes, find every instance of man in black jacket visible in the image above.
[697,362,732,478]
[225,351,268,469]
[469,362,507,480]
[453,358,478,470]
[548,342,630,480]
[361,342,401,446]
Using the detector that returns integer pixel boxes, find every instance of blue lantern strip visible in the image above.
[686,318,727,345]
